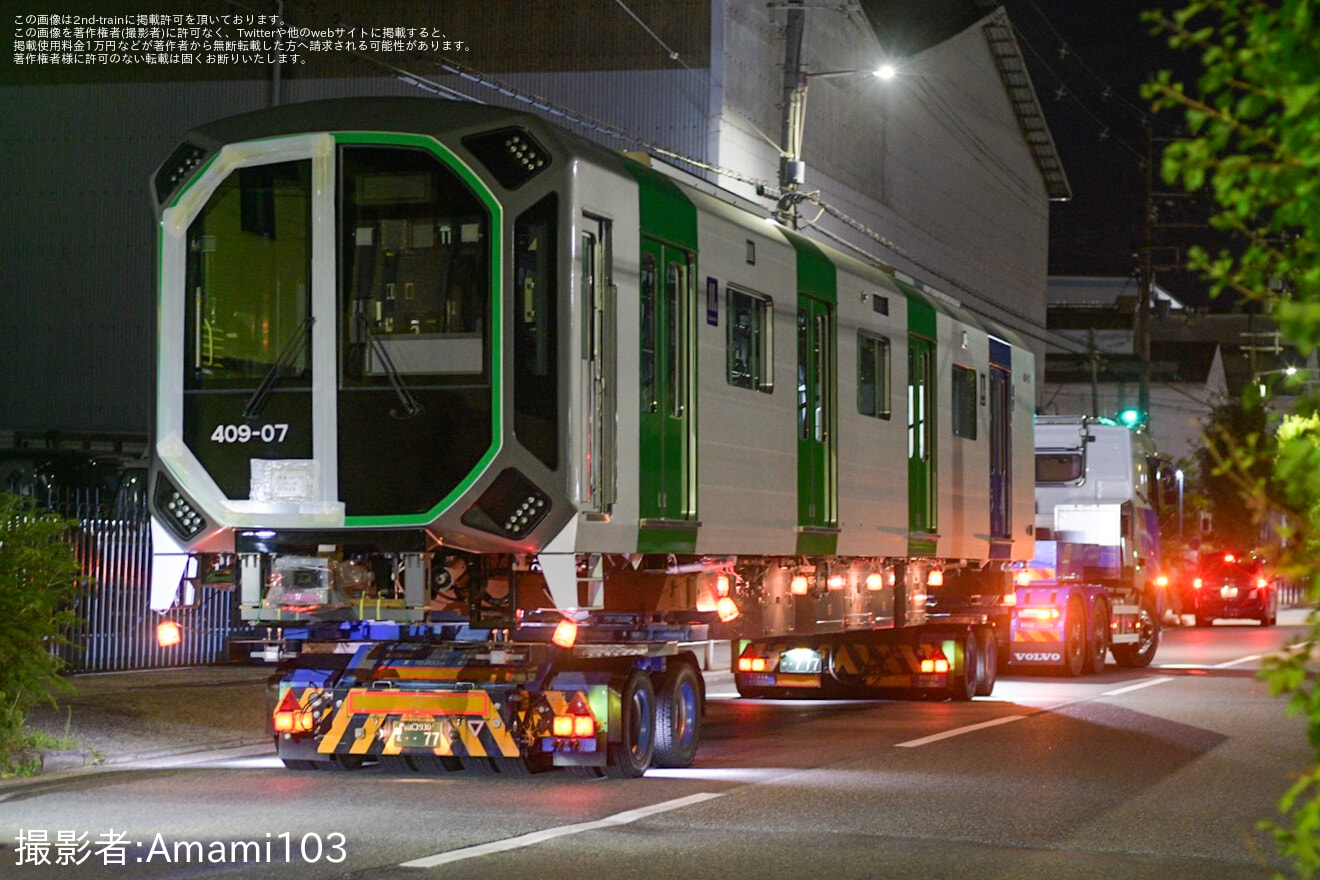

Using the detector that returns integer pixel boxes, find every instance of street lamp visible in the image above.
[781,66,897,189]
[777,64,899,224]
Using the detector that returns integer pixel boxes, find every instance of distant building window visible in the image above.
[952,365,977,439]
[857,332,890,419]
[727,285,773,393]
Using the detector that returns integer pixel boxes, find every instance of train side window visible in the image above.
[951,365,977,440]
[640,255,658,412]
[513,194,559,468]
[857,332,890,419]
[727,285,773,393]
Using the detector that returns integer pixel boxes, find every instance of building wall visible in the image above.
[714,4,1051,371]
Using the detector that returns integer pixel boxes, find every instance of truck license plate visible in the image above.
[397,719,444,748]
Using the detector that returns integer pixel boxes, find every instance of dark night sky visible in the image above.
[996,1,1219,306]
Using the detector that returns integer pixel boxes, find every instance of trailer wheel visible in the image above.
[1062,597,1087,676]
[1113,600,1160,668]
[604,670,656,778]
[974,627,997,697]
[409,755,461,773]
[654,663,702,768]
[460,756,500,775]
[949,632,978,701]
[1087,600,1110,675]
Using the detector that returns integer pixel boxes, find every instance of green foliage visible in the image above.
[1144,0,1320,332]
[1146,3,1320,875]
[0,492,81,773]
[1195,398,1279,553]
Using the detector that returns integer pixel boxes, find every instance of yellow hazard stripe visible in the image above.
[1013,629,1059,643]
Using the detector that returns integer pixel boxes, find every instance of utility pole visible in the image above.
[1136,124,1154,424]
[777,1,807,226]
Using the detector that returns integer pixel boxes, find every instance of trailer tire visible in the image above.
[409,755,461,773]
[949,632,978,701]
[974,627,997,697]
[460,756,500,775]
[1113,600,1160,668]
[604,670,656,778]
[1087,600,1110,675]
[1062,597,1087,676]
[653,663,702,768]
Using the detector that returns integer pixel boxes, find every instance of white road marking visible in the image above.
[1101,677,1174,697]
[1213,654,1262,668]
[894,714,1026,748]
[399,792,723,868]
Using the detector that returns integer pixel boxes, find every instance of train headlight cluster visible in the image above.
[461,126,552,190]
[154,141,207,202]
[461,468,552,539]
[153,473,206,540]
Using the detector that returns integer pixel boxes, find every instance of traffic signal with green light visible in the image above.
[1117,408,1145,427]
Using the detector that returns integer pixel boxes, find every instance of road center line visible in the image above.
[1101,677,1174,697]
[399,792,723,868]
[894,714,1026,748]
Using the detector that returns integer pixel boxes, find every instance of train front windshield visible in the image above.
[175,140,495,519]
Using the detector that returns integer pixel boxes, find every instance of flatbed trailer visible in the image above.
[270,615,706,777]
[733,622,998,701]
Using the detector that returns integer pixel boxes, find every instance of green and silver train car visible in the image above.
[147,98,1035,727]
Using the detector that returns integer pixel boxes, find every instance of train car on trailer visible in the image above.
[146,97,1036,775]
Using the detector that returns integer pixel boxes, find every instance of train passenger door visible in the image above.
[797,295,836,531]
[989,339,1013,541]
[907,334,937,535]
[580,216,616,513]
[638,237,695,523]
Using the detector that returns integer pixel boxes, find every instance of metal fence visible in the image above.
[58,517,238,673]
[9,480,240,674]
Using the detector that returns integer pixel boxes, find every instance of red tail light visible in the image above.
[273,690,314,734]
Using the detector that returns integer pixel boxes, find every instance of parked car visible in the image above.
[1189,552,1277,627]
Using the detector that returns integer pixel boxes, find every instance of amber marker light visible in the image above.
[865,572,884,591]
[552,619,578,648]
[716,596,741,622]
[157,620,182,648]
[790,575,810,596]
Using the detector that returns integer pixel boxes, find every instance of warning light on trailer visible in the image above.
[715,574,731,597]
[552,619,578,648]
[156,620,182,648]
[790,575,810,596]
[716,596,741,622]
[865,572,884,591]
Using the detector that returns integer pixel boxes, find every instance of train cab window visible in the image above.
[184,160,312,390]
[513,194,559,468]
[951,365,977,440]
[857,332,890,419]
[727,286,773,393]
[338,146,490,386]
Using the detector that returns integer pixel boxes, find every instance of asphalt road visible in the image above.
[2,612,1314,880]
